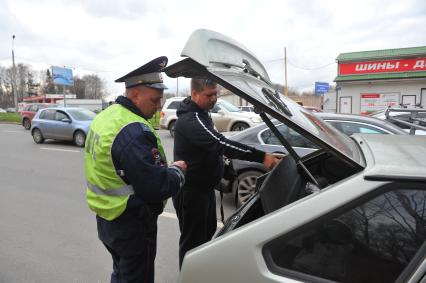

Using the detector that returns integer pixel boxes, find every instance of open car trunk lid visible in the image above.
[165,29,364,169]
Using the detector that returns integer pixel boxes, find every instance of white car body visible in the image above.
[165,29,426,283]
[159,97,262,136]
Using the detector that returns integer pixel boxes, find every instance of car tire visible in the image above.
[169,120,176,137]
[23,118,31,130]
[74,131,86,147]
[234,170,264,207]
[32,128,44,144]
[231,122,249,131]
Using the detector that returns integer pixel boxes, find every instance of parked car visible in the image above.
[20,103,58,130]
[160,97,262,136]
[31,107,95,147]
[369,107,426,135]
[238,105,254,112]
[0,108,6,113]
[6,107,16,113]
[303,106,322,113]
[221,112,407,206]
[164,29,426,283]
[159,96,186,136]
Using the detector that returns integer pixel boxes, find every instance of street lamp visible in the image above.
[12,35,18,112]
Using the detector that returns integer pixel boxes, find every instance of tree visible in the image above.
[82,74,106,99]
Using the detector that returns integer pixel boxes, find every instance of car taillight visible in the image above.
[160,111,165,118]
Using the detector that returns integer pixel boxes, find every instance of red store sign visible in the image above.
[339,58,426,75]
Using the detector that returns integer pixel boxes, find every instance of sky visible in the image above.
[1,0,425,100]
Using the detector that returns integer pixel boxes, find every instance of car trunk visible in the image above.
[216,150,360,236]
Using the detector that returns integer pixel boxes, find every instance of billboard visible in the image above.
[51,66,74,86]
[315,82,329,96]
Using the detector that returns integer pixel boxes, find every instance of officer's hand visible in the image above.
[263,153,283,170]
[172,160,187,172]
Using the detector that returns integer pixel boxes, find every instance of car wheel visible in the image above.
[32,128,44,144]
[231,122,249,131]
[234,170,264,207]
[169,120,176,137]
[23,118,31,130]
[74,131,86,147]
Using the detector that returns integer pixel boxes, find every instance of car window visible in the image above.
[327,121,389,135]
[260,124,319,149]
[39,109,56,120]
[217,100,241,112]
[55,111,69,121]
[67,109,96,121]
[266,188,426,283]
[29,105,38,112]
[167,101,181,110]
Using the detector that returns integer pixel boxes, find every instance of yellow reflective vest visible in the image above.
[85,104,165,220]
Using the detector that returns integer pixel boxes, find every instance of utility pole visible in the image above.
[12,35,18,111]
[284,47,288,96]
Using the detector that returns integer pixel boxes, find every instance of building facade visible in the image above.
[335,46,426,114]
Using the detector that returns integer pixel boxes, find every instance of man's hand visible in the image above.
[172,160,187,172]
[263,153,283,170]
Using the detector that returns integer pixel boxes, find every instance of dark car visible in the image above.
[221,112,407,206]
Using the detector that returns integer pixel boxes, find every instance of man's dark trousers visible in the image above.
[172,187,217,268]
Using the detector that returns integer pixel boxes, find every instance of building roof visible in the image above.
[335,71,426,82]
[337,46,426,62]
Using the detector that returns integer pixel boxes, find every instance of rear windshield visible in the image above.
[210,69,362,164]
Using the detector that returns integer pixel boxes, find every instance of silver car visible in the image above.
[165,29,426,283]
[160,97,262,137]
[31,107,95,147]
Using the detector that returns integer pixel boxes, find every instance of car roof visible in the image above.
[39,107,90,112]
[355,135,426,181]
[316,112,407,134]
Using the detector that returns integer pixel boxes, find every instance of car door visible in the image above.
[258,124,319,157]
[54,110,74,140]
[37,109,57,138]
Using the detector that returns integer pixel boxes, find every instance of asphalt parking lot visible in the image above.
[0,123,235,283]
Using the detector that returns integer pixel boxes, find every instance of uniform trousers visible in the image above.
[96,206,158,283]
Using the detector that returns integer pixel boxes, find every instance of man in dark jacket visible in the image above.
[172,78,280,268]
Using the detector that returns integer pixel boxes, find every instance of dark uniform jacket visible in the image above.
[174,97,265,191]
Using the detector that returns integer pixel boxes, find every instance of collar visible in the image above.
[115,96,149,120]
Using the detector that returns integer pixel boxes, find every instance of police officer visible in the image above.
[85,56,187,283]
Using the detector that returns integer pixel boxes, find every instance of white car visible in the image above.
[165,29,426,283]
[159,97,262,136]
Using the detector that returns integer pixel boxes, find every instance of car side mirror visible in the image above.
[61,118,71,123]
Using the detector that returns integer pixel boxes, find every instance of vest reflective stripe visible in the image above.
[86,181,134,196]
